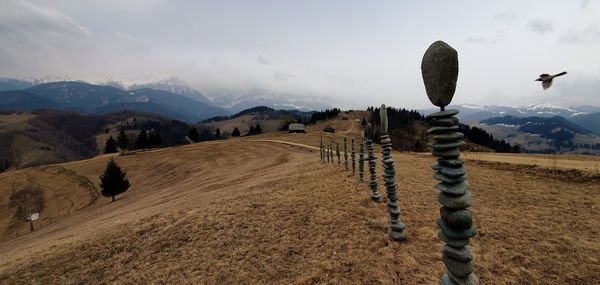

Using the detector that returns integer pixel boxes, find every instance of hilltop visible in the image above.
[0,115,599,284]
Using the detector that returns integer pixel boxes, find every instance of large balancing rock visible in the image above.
[421,41,458,108]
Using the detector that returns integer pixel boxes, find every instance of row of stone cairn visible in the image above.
[317,40,478,284]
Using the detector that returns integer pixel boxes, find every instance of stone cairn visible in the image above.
[379,104,406,241]
[336,142,341,165]
[421,40,478,285]
[351,138,356,175]
[366,136,380,201]
[358,134,365,183]
[344,138,349,170]
[326,143,330,164]
[320,132,324,163]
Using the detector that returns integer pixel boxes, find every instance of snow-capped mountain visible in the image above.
[421,103,600,122]
[127,77,212,104]
[204,88,334,112]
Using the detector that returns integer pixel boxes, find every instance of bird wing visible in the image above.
[542,79,552,90]
[539,73,550,77]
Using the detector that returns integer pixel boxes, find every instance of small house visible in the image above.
[288,123,306,133]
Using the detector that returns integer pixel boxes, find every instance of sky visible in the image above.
[0,0,599,109]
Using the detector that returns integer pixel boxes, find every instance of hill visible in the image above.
[479,115,600,154]
[200,106,307,135]
[570,112,600,136]
[0,127,599,283]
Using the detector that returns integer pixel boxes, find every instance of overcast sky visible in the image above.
[1,0,599,109]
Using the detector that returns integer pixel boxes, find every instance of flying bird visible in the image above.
[535,71,567,90]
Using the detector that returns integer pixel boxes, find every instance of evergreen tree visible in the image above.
[232,127,240,137]
[248,125,255,136]
[188,127,200,142]
[361,117,367,126]
[117,130,129,151]
[199,129,213,141]
[104,136,118,154]
[254,124,262,134]
[153,132,162,146]
[215,128,221,139]
[135,129,149,149]
[99,158,130,202]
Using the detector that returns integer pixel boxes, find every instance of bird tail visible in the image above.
[555,71,567,77]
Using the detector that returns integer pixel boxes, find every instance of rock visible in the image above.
[432,148,461,158]
[433,172,467,184]
[440,207,473,229]
[427,125,460,135]
[439,231,470,248]
[438,191,473,209]
[426,109,460,119]
[437,218,476,239]
[432,132,465,142]
[429,140,466,150]
[442,254,473,278]
[430,117,459,127]
[442,273,480,285]
[421,40,459,107]
[434,181,469,195]
[443,245,473,261]
[438,158,464,167]
[380,104,388,134]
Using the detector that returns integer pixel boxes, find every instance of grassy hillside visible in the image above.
[0,118,599,284]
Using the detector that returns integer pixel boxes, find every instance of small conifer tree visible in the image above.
[232,127,240,137]
[117,130,129,151]
[135,129,149,149]
[188,127,199,142]
[100,158,130,202]
[255,124,262,134]
[215,128,221,139]
[104,136,118,154]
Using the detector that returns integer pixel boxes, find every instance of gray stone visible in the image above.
[440,207,473,229]
[443,245,473,261]
[437,218,476,239]
[426,109,460,119]
[438,158,464,167]
[442,254,473,278]
[430,117,459,127]
[438,231,470,248]
[421,40,459,108]
[431,164,466,178]
[434,181,469,195]
[441,273,480,285]
[432,148,461,158]
[427,125,460,135]
[438,191,473,209]
[429,140,466,150]
[380,104,388,134]
[433,172,467,184]
[432,132,464,142]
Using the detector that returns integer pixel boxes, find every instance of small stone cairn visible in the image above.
[366,136,380,201]
[421,40,478,285]
[344,138,349,170]
[351,138,356,175]
[358,134,365,183]
[379,104,406,241]
[336,142,341,165]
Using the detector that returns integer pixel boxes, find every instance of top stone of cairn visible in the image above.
[380,104,388,134]
[421,40,459,107]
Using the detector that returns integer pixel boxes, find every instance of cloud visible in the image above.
[527,19,554,34]
[581,0,590,8]
[257,56,271,65]
[273,71,294,82]
[494,13,516,22]
[559,24,600,44]
[114,31,149,50]
[465,37,497,44]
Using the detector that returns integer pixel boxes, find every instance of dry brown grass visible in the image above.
[0,122,599,284]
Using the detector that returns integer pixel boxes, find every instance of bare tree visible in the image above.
[9,185,45,232]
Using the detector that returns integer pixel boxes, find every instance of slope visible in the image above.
[0,129,599,284]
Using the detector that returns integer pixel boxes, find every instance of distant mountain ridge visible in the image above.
[204,88,333,113]
[0,81,230,122]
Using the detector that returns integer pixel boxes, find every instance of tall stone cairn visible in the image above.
[359,140,365,183]
[330,143,334,163]
[326,143,330,164]
[344,138,349,170]
[366,138,380,201]
[336,142,341,165]
[351,138,356,175]
[379,104,406,241]
[422,40,478,285]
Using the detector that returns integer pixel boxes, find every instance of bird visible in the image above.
[535,71,567,90]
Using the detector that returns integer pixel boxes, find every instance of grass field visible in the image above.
[1,119,599,284]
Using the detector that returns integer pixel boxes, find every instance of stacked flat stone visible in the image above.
[330,143,334,163]
[351,138,356,175]
[422,40,478,285]
[359,140,365,183]
[366,139,380,201]
[344,138,349,170]
[379,104,406,241]
[336,143,341,165]
[326,144,330,163]
[320,133,324,163]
